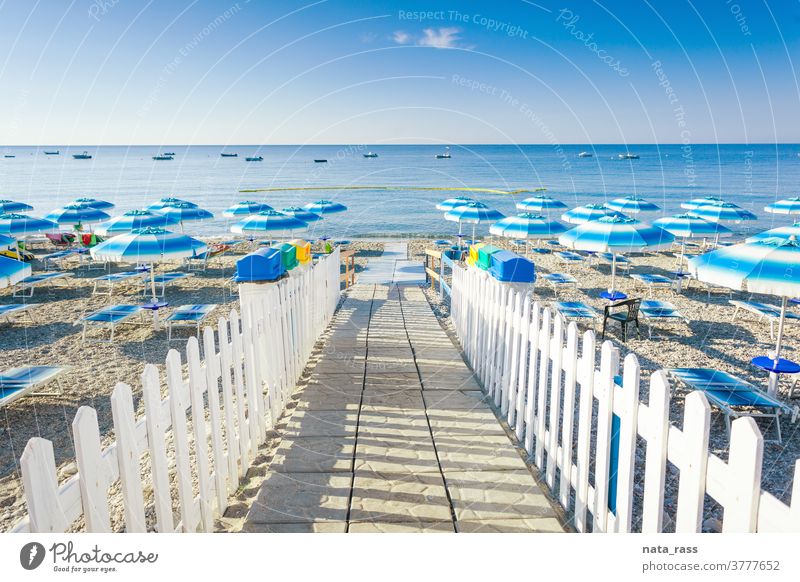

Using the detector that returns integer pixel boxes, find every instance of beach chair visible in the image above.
[665,367,798,442]
[166,304,219,341]
[729,300,800,340]
[630,273,675,296]
[76,304,143,343]
[542,273,578,296]
[601,298,641,342]
[13,272,69,298]
[0,303,39,324]
[186,243,231,271]
[0,366,66,407]
[143,272,193,297]
[596,252,631,272]
[41,248,79,270]
[639,300,688,339]
[556,251,585,270]
[554,301,600,328]
[45,232,76,247]
[91,271,145,296]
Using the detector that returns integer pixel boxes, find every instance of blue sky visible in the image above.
[0,0,798,145]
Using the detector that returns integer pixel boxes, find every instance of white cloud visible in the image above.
[392,30,411,45]
[417,27,462,49]
[359,32,378,43]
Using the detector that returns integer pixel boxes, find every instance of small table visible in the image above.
[600,290,627,301]
[751,356,800,397]
[672,270,691,293]
[141,299,169,331]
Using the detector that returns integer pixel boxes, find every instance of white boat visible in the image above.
[363,152,378,158]
[436,147,451,159]
[617,153,640,160]
[577,151,593,158]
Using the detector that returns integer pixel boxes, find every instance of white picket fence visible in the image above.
[450,265,799,532]
[11,249,341,533]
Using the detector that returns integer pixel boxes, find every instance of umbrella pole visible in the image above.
[610,254,617,294]
[767,295,789,397]
[472,223,476,246]
[150,264,157,301]
[458,222,463,251]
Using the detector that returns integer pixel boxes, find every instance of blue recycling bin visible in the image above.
[235,247,285,282]
[489,251,535,283]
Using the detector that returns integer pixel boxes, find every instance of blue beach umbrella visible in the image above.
[561,204,617,225]
[515,195,568,213]
[764,197,800,216]
[436,196,476,211]
[223,201,273,218]
[688,236,800,394]
[146,197,198,211]
[559,215,674,295]
[282,207,323,223]
[688,201,757,223]
[94,210,180,236]
[0,234,16,247]
[72,197,115,210]
[303,200,347,216]
[746,222,800,243]
[0,213,58,237]
[45,203,111,229]
[444,201,504,249]
[90,227,206,299]
[680,196,726,211]
[0,255,32,288]
[605,195,660,214]
[152,202,214,231]
[231,210,308,244]
[490,213,566,239]
[653,213,733,272]
[0,200,33,213]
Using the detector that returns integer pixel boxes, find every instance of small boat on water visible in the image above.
[44,150,60,155]
[363,152,378,158]
[220,153,238,157]
[3,155,14,158]
[152,155,174,160]
[245,156,263,162]
[163,152,175,156]
[617,153,640,160]
[73,151,92,159]
[314,159,327,163]
[577,151,593,158]
[436,147,451,159]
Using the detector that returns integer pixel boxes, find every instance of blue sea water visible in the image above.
[0,144,798,238]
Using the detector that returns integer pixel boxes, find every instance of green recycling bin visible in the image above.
[477,244,502,270]
[278,243,298,271]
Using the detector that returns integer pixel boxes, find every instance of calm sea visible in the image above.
[1,144,798,238]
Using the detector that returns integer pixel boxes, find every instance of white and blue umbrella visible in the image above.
[559,214,675,295]
[764,197,800,216]
[444,201,504,248]
[153,202,214,231]
[146,197,198,211]
[688,236,800,395]
[223,201,273,218]
[0,233,16,247]
[653,213,733,272]
[490,213,566,243]
[303,200,347,216]
[232,210,308,244]
[605,195,660,214]
[45,203,111,228]
[0,255,32,288]
[282,206,323,223]
[73,197,115,210]
[436,196,476,211]
[94,210,180,236]
[515,195,567,213]
[90,227,206,299]
[747,222,800,243]
[561,203,616,225]
[0,213,58,237]
[688,201,757,223]
[680,196,726,210]
[0,200,33,213]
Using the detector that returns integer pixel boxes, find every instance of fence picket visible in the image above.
[72,406,111,532]
[141,364,174,533]
[641,371,671,533]
[229,310,250,466]
[674,392,711,533]
[203,327,229,515]
[523,303,542,455]
[534,308,551,468]
[613,354,641,533]
[558,322,579,508]
[110,383,146,533]
[546,314,564,488]
[720,418,763,532]
[574,330,596,532]
[513,296,531,436]
[20,438,69,532]
[592,342,618,533]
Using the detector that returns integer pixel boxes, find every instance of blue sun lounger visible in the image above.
[91,271,145,296]
[596,252,631,270]
[41,249,80,270]
[729,300,800,340]
[0,366,66,408]
[166,304,218,341]
[0,303,40,324]
[77,304,143,343]
[556,251,585,270]
[543,273,578,296]
[143,272,193,297]
[13,272,70,298]
[555,301,600,328]
[639,300,688,339]
[665,367,798,442]
[630,273,675,296]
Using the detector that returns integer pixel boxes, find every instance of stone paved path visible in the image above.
[243,282,564,533]
[356,242,425,285]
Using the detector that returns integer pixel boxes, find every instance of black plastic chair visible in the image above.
[601,298,641,342]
